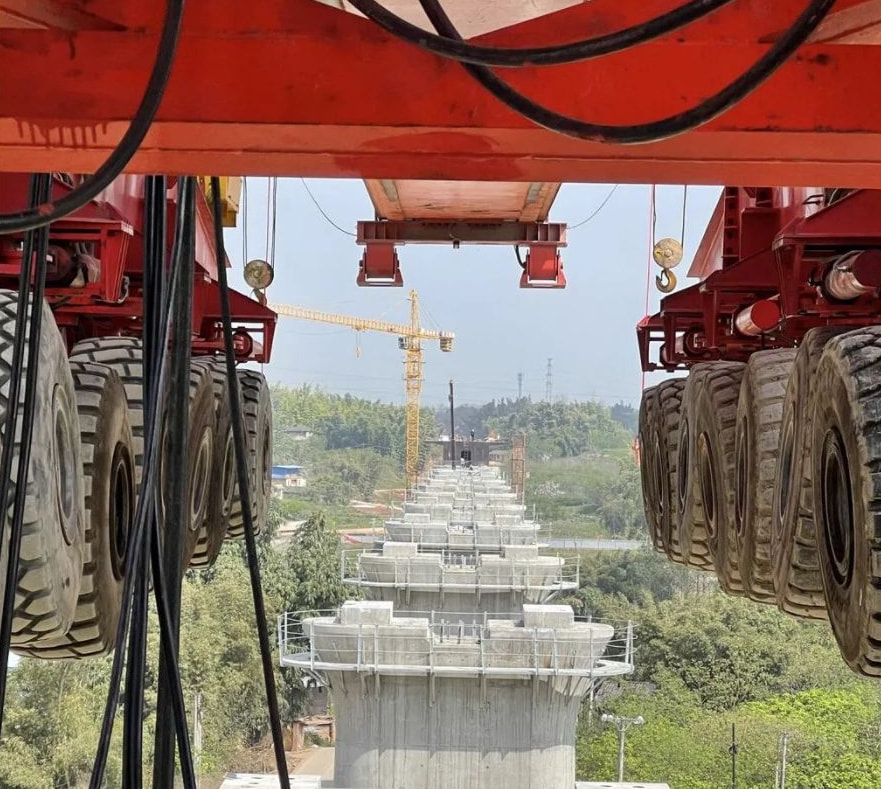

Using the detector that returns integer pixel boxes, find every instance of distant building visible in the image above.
[429,437,511,467]
[271,464,307,497]
[285,425,314,441]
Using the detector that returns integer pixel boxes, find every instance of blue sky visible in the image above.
[226,179,721,408]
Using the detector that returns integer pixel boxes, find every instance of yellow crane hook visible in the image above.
[655,268,677,293]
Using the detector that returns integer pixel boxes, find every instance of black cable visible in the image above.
[210,177,292,789]
[348,0,733,67]
[149,517,197,789]
[89,179,194,789]
[153,176,196,789]
[417,0,836,144]
[123,175,167,787]
[0,0,186,235]
[0,174,52,726]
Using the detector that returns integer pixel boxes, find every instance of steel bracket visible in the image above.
[357,244,403,287]
[519,244,566,289]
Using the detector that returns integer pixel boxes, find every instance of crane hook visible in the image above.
[656,268,677,293]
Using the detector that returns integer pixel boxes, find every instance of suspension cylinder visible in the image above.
[824,250,881,300]
[734,300,780,336]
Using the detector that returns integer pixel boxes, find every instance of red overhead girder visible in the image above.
[2,0,881,184]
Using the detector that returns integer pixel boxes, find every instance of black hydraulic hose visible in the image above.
[123,175,167,787]
[149,520,197,789]
[417,0,836,144]
[347,0,734,67]
[0,174,52,727]
[0,0,186,235]
[89,179,193,789]
[210,177,291,789]
[153,176,196,789]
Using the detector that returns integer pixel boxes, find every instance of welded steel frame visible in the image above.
[356,220,567,288]
[639,188,881,371]
[0,173,276,362]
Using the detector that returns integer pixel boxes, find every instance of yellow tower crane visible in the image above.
[268,291,454,491]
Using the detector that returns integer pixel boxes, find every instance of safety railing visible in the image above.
[278,609,635,680]
[340,548,580,592]
[383,521,545,550]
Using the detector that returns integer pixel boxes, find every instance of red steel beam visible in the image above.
[3,0,881,183]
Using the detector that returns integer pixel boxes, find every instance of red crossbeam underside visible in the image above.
[2,0,881,185]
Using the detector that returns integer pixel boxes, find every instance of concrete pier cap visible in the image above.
[279,601,635,789]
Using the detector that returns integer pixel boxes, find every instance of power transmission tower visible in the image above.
[517,371,524,399]
[545,358,553,401]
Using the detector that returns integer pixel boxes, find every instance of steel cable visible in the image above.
[0,0,186,234]
[210,176,292,789]
[0,174,53,727]
[90,179,197,789]
[347,0,734,67]
[415,0,836,144]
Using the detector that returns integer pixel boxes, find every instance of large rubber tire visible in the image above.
[772,328,849,621]
[189,359,235,568]
[159,364,216,570]
[676,365,716,572]
[811,327,881,677]
[733,349,797,604]
[226,370,272,539]
[69,337,144,487]
[19,362,135,659]
[0,293,85,646]
[656,379,687,564]
[692,362,746,594]
[638,386,664,552]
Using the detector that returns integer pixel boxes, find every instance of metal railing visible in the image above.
[340,548,580,592]
[278,609,635,680]
[383,521,544,550]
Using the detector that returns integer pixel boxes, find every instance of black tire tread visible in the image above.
[226,369,272,539]
[19,362,134,659]
[656,379,687,564]
[812,327,881,676]
[638,386,663,552]
[772,327,847,620]
[693,361,746,592]
[735,349,797,603]
[0,294,85,646]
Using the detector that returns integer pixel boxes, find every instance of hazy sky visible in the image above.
[225,179,721,408]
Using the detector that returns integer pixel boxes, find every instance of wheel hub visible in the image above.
[697,432,717,539]
[52,385,77,546]
[734,416,750,542]
[775,415,795,541]
[190,428,213,531]
[651,433,664,520]
[677,421,690,517]
[820,427,855,590]
[109,442,134,581]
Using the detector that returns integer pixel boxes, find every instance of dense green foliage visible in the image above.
[443,397,633,459]
[573,553,881,789]
[0,505,347,787]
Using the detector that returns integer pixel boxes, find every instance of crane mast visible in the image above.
[269,290,454,492]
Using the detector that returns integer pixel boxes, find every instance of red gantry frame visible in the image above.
[0,174,276,362]
[638,187,881,372]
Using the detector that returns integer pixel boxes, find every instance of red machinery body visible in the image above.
[0,174,276,362]
[637,187,881,371]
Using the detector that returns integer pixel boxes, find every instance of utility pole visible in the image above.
[778,732,790,789]
[448,379,456,469]
[545,358,553,402]
[517,371,524,400]
[193,691,203,789]
[729,722,739,789]
[600,713,644,782]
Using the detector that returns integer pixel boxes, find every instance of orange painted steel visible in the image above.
[2,0,881,185]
